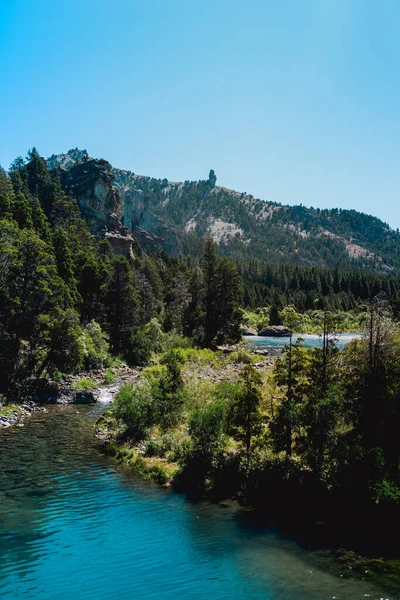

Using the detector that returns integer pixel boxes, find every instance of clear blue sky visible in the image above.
[1,0,399,227]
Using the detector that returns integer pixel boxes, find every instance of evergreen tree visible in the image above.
[53,227,81,307]
[203,238,219,346]
[104,257,139,356]
[229,365,264,457]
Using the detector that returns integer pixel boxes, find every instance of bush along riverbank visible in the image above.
[96,318,400,595]
[96,346,272,485]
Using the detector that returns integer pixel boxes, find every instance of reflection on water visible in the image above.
[0,404,394,600]
[245,332,362,356]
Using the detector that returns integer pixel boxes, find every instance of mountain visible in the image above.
[47,149,400,273]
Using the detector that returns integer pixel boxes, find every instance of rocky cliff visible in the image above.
[60,159,134,258]
[50,150,181,256]
[114,171,182,254]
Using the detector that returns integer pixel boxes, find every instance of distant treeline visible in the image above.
[234,259,400,312]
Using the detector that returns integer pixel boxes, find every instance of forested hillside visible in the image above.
[46,148,400,273]
[0,150,243,396]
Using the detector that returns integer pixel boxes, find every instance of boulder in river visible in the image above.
[258,326,292,337]
[50,390,96,404]
[252,349,269,356]
[241,326,258,336]
[74,391,96,404]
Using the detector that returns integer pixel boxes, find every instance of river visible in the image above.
[245,332,363,356]
[0,401,395,600]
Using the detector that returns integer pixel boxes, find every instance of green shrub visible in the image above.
[178,347,218,366]
[162,332,192,350]
[142,364,164,380]
[184,378,214,409]
[148,465,169,484]
[74,377,97,391]
[229,349,254,364]
[102,369,116,384]
[144,432,181,460]
[189,399,228,457]
[80,320,111,370]
[113,380,156,441]
[144,440,160,457]
[127,318,165,366]
[213,380,241,402]
[242,308,270,331]
[127,328,154,366]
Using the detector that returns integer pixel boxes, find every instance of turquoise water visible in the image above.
[245,332,362,356]
[0,403,394,600]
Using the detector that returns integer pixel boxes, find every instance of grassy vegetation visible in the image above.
[73,377,97,391]
[0,402,24,419]
[98,345,272,491]
[94,324,400,594]
[102,369,117,385]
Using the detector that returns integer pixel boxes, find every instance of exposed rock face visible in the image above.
[241,326,258,336]
[54,155,181,256]
[139,211,182,254]
[61,159,120,235]
[60,160,134,258]
[118,184,182,255]
[258,325,292,337]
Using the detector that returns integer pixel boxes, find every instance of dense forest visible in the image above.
[0,150,244,397]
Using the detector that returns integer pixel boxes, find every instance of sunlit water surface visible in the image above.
[245,332,362,356]
[0,401,394,599]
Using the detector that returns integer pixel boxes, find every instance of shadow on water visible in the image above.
[0,404,397,600]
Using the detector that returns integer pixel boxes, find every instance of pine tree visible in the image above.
[104,257,139,356]
[202,238,219,346]
[53,227,81,307]
[229,365,263,457]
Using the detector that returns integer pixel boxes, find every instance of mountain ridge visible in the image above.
[47,148,400,274]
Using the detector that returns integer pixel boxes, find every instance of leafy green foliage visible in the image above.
[74,377,97,391]
[2,148,400,536]
[80,321,111,371]
[113,380,157,442]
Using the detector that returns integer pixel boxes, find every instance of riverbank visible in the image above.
[1,345,399,598]
[94,341,400,597]
[96,347,271,485]
[0,364,141,430]
[0,400,47,429]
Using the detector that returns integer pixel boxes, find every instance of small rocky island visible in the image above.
[258,325,292,337]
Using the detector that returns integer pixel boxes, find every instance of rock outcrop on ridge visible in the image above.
[60,159,135,258]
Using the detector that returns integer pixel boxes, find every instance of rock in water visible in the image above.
[258,326,291,337]
[241,326,258,336]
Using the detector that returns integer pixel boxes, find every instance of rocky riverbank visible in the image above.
[48,365,141,404]
[0,400,47,429]
[0,365,141,431]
